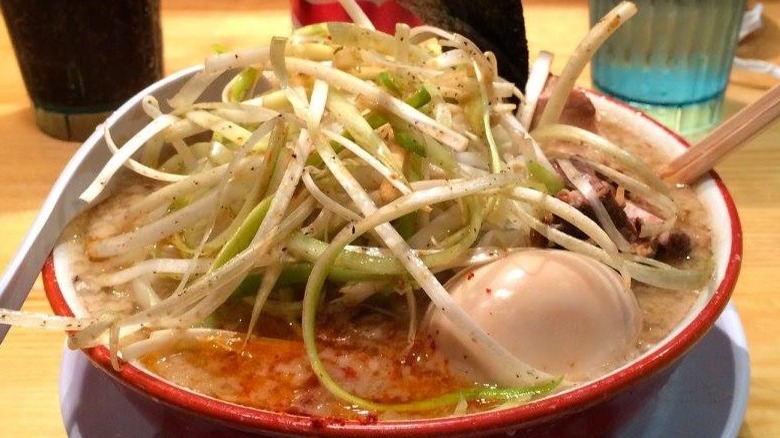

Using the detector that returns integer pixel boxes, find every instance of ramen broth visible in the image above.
[57,114,713,420]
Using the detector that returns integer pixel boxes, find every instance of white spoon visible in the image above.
[0,127,114,343]
[0,66,207,344]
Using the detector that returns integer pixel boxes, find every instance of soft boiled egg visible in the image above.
[424,249,642,384]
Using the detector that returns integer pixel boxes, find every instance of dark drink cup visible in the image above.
[0,0,163,141]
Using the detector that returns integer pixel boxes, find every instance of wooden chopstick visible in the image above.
[662,84,780,185]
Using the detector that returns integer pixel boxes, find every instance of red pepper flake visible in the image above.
[310,416,346,429]
[310,417,327,429]
[466,271,475,280]
[342,366,357,379]
[358,412,379,425]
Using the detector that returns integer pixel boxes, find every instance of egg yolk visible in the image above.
[424,249,642,384]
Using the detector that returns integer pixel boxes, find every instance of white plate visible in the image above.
[58,303,750,437]
[615,302,750,438]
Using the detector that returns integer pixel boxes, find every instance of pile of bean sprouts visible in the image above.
[0,0,710,412]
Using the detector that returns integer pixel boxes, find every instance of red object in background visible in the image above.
[290,0,422,34]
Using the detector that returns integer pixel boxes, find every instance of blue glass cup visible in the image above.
[589,0,746,140]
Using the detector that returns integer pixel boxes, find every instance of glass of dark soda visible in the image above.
[0,0,163,141]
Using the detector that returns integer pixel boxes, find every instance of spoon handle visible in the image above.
[663,84,780,184]
[0,128,110,344]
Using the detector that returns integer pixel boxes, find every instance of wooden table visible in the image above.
[0,1,777,436]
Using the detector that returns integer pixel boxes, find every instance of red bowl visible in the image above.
[42,69,743,437]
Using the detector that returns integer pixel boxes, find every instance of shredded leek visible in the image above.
[527,160,564,194]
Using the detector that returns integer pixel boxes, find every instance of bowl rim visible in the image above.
[42,72,743,436]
